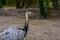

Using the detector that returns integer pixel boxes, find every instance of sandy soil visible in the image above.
[0,16,60,40]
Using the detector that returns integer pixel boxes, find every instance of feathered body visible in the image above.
[0,27,25,40]
[0,11,31,40]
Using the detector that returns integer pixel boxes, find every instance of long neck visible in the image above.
[22,13,29,36]
[25,13,29,27]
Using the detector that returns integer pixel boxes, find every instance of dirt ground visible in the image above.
[0,16,60,40]
[0,7,60,40]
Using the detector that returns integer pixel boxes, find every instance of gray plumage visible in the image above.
[0,27,25,40]
[0,11,32,40]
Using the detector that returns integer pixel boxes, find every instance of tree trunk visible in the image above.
[38,0,48,19]
[16,0,20,8]
[52,0,58,10]
[44,0,49,17]
[16,0,24,9]
[24,0,32,8]
[0,0,3,9]
[2,0,6,5]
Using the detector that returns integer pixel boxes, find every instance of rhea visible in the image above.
[0,11,31,40]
